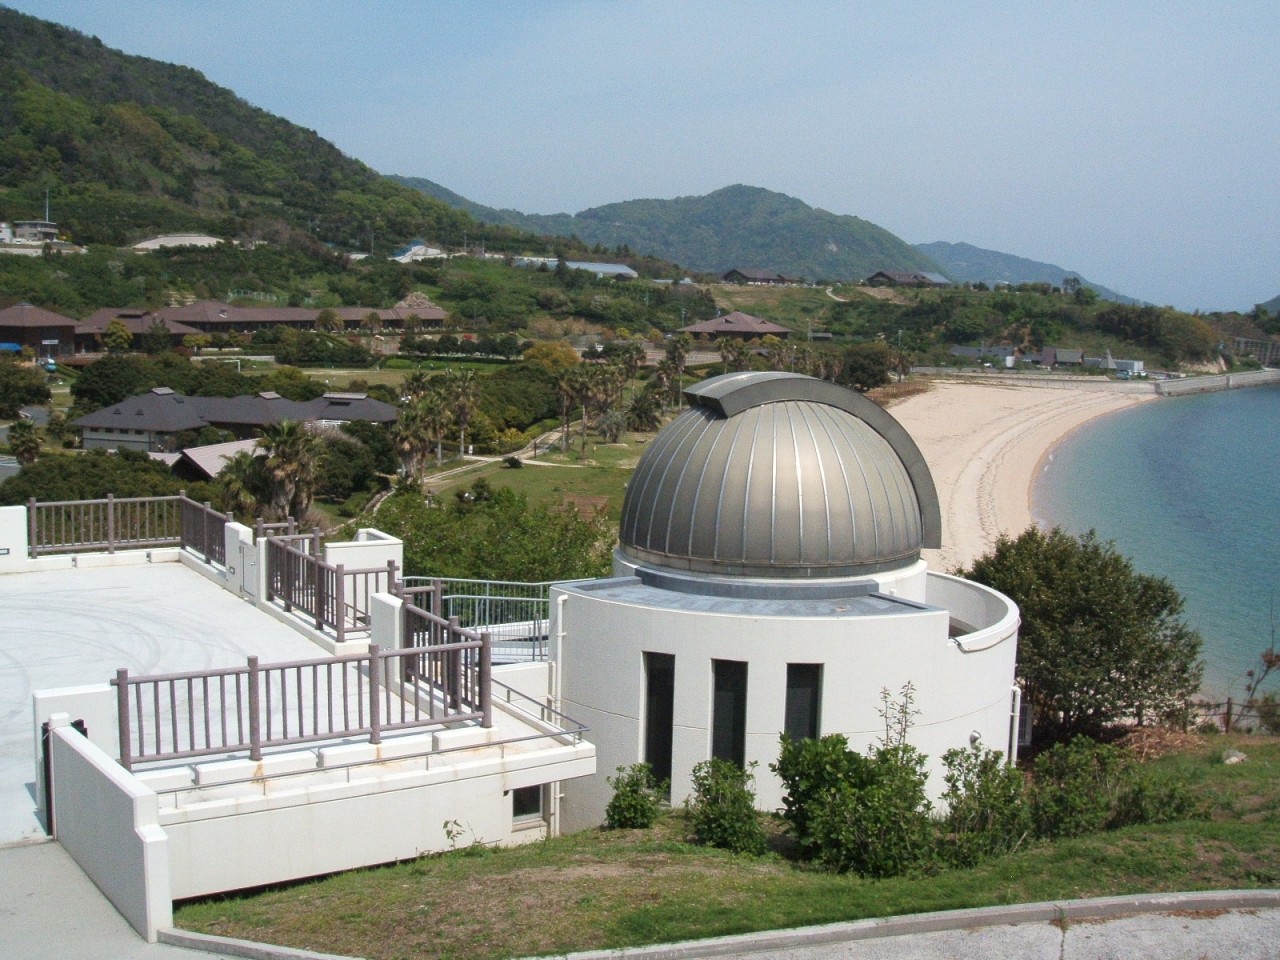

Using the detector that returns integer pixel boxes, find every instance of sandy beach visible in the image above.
[890,379,1155,573]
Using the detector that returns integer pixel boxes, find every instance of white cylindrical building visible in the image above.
[552,372,1019,830]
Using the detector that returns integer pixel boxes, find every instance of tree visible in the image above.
[217,451,269,521]
[838,341,891,392]
[0,356,51,418]
[445,368,478,456]
[140,319,173,355]
[102,318,132,353]
[960,528,1203,744]
[6,418,40,465]
[256,420,324,519]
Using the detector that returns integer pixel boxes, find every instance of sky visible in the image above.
[7,1,1279,311]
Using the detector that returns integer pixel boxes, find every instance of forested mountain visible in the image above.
[915,242,1138,304]
[0,7,545,255]
[391,179,939,282]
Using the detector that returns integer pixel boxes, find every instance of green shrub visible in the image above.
[1256,693,1280,735]
[1109,769,1206,828]
[604,763,665,830]
[937,745,1031,867]
[771,734,872,857]
[807,745,934,878]
[1030,737,1129,839]
[687,760,767,855]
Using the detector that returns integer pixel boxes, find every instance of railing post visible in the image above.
[106,493,116,554]
[480,632,493,729]
[431,579,443,646]
[27,498,37,558]
[368,645,382,745]
[248,657,262,761]
[334,564,345,643]
[387,560,398,595]
[202,501,213,562]
[115,668,133,770]
[447,616,462,709]
[313,554,325,631]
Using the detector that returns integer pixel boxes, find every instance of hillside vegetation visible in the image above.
[394,179,940,282]
[0,8,559,257]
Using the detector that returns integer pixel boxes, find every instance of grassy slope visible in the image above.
[174,735,1279,960]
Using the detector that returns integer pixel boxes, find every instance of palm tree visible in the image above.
[420,383,453,465]
[391,402,429,484]
[401,370,432,403]
[556,369,580,452]
[257,420,324,520]
[445,368,479,456]
[6,418,40,465]
[218,451,268,521]
[625,388,663,432]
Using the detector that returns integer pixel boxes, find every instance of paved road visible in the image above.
[0,841,240,960]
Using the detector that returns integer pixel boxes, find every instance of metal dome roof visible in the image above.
[618,372,941,578]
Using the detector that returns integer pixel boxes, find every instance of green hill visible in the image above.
[390,179,939,282]
[0,7,535,255]
[914,241,1140,304]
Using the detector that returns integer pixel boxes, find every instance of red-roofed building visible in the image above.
[678,311,791,341]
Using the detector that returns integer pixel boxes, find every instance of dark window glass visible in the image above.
[784,663,822,741]
[644,652,675,788]
[512,785,542,820]
[711,659,747,767]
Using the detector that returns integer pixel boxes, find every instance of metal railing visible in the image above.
[28,494,184,556]
[399,576,582,662]
[180,498,232,566]
[265,533,398,643]
[111,631,492,771]
[400,600,492,717]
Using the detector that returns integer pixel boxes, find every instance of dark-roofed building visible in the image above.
[678,311,791,341]
[865,271,951,288]
[722,268,788,285]
[0,303,78,358]
[74,387,396,452]
[79,308,203,351]
[153,301,447,334]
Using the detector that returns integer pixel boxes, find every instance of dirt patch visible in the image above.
[1116,727,1205,762]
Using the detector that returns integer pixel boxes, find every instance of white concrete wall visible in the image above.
[160,740,593,898]
[0,504,28,573]
[32,684,118,826]
[554,574,1018,832]
[49,718,172,942]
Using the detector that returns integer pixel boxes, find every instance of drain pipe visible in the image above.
[549,593,569,837]
[1008,685,1023,765]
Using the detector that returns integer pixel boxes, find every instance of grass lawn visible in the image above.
[174,734,1280,960]
[426,430,651,523]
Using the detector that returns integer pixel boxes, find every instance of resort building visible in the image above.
[678,311,791,341]
[73,386,397,452]
[553,372,1020,828]
[7,371,1019,942]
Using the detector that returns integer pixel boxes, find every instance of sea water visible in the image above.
[1033,383,1280,697]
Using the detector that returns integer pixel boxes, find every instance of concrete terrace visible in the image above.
[0,562,331,845]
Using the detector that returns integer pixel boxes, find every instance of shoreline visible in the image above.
[889,378,1154,572]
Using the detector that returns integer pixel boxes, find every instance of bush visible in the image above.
[1109,769,1205,828]
[807,745,934,878]
[687,760,767,855]
[937,745,1031,867]
[1030,737,1129,839]
[771,734,872,858]
[604,763,665,830]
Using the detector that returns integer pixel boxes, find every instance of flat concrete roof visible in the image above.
[0,563,334,844]
[559,577,932,619]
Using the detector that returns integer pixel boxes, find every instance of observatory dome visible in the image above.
[618,372,941,579]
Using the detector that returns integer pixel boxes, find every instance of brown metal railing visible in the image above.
[111,631,492,771]
[400,599,492,723]
[28,494,184,556]
[264,533,398,643]
[180,498,232,566]
[27,493,234,566]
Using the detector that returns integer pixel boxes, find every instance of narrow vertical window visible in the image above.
[784,663,822,741]
[643,652,675,789]
[711,659,748,767]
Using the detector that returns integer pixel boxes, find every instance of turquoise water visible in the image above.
[1032,384,1280,697]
